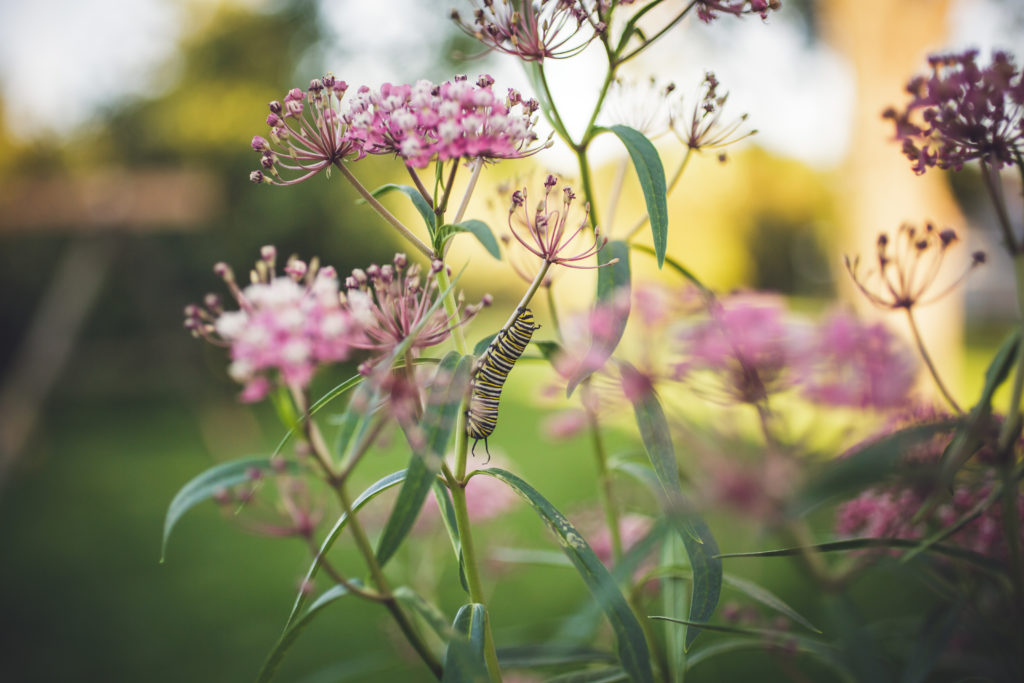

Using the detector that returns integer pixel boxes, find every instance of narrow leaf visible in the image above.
[566,240,630,396]
[607,125,668,267]
[473,332,498,357]
[476,468,654,683]
[497,645,617,670]
[161,456,296,561]
[394,585,456,641]
[548,668,629,683]
[686,636,857,683]
[432,481,469,593]
[284,470,407,631]
[256,582,358,683]
[362,183,435,234]
[901,603,962,683]
[791,420,957,517]
[443,603,489,683]
[625,374,722,649]
[722,574,821,633]
[377,352,472,566]
[436,220,502,259]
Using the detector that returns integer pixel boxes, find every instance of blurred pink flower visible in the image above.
[588,513,654,567]
[795,311,917,410]
[674,292,792,403]
[185,247,360,402]
[696,0,780,23]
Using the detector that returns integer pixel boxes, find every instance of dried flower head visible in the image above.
[883,49,1024,174]
[343,253,487,369]
[696,0,781,23]
[671,73,756,156]
[451,0,599,63]
[508,175,607,267]
[344,75,545,168]
[184,247,359,402]
[601,77,678,138]
[845,223,985,311]
[250,75,360,185]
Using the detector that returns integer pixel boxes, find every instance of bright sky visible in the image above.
[0,0,1019,168]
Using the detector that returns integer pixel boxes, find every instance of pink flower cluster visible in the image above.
[451,0,598,63]
[343,75,543,168]
[883,50,1024,173]
[186,249,486,402]
[696,0,781,23]
[794,312,916,409]
[836,480,1023,561]
[675,294,916,408]
[185,248,359,402]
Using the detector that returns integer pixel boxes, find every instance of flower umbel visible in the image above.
[343,253,488,370]
[344,75,544,168]
[883,49,1024,174]
[250,75,360,185]
[695,0,781,23]
[671,72,756,155]
[845,223,985,311]
[451,0,600,63]
[508,175,606,267]
[184,247,359,402]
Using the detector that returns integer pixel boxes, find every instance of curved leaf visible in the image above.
[624,372,722,649]
[475,468,654,683]
[686,636,856,683]
[443,603,489,683]
[361,183,435,234]
[161,456,296,561]
[436,220,502,259]
[284,470,407,631]
[497,645,617,670]
[606,125,668,267]
[567,239,631,396]
[629,244,710,295]
[377,352,473,566]
[721,574,820,634]
[256,582,359,683]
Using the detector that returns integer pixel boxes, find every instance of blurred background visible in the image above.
[1,0,1023,681]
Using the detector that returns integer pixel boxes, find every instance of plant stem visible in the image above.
[903,307,962,414]
[453,158,483,225]
[981,159,1020,254]
[586,389,623,561]
[334,160,434,259]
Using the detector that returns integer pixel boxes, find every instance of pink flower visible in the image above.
[250,75,361,185]
[674,293,792,403]
[671,72,755,155]
[344,75,544,168]
[883,50,1024,174]
[451,1,599,63]
[794,311,916,410]
[185,247,360,402]
[343,253,487,369]
[696,0,781,23]
[507,175,607,268]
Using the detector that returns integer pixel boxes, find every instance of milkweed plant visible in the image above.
[166,1,1024,681]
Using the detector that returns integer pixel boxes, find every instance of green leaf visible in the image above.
[284,470,407,631]
[532,340,563,364]
[497,645,617,670]
[432,481,469,593]
[547,668,629,683]
[256,582,359,683]
[606,125,668,267]
[361,183,435,234]
[624,372,722,649]
[161,456,296,561]
[473,333,498,357]
[566,239,630,396]
[722,574,821,634]
[686,636,856,683]
[475,468,654,683]
[394,585,455,641]
[901,603,962,683]
[791,420,957,517]
[443,603,490,683]
[377,352,473,566]
[436,220,502,259]
[629,244,710,296]
[717,537,1006,574]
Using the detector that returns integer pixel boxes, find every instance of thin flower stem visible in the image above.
[537,64,574,145]
[903,307,963,414]
[606,159,628,236]
[334,160,434,259]
[999,257,1024,451]
[303,537,384,602]
[981,159,1020,255]
[586,391,623,561]
[406,166,435,210]
[545,285,563,343]
[626,147,693,242]
[618,2,697,64]
[576,148,601,230]
[453,158,484,225]
[437,160,461,220]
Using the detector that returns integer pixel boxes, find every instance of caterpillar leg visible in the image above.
[470,437,491,464]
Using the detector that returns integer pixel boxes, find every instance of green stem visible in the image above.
[452,158,484,225]
[618,2,697,64]
[981,159,1020,255]
[536,64,574,145]
[903,307,962,414]
[334,160,433,259]
[586,389,623,561]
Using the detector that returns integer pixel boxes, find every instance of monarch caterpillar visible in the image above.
[466,307,541,458]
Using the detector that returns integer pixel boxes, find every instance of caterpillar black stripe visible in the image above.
[466,307,541,458]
